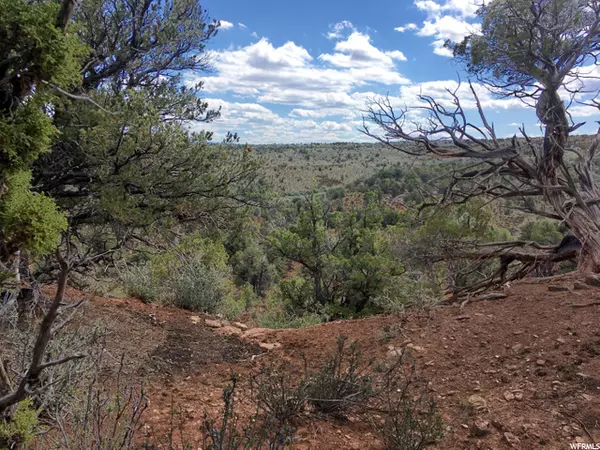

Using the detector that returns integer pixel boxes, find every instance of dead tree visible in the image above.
[364,0,600,279]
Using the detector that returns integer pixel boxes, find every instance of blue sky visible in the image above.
[190,0,600,144]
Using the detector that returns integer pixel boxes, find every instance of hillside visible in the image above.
[60,275,599,449]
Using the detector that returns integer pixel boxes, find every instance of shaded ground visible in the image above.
[57,275,600,449]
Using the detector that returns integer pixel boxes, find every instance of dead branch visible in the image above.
[0,250,72,414]
[569,301,600,307]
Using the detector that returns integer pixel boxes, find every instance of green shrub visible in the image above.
[121,235,233,313]
[121,264,162,303]
[0,399,39,450]
[172,262,228,313]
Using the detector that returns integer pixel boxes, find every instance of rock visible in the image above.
[511,343,524,353]
[503,432,521,447]
[242,327,270,339]
[467,394,488,411]
[258,342,282,351]
[190,316,202,324]
[556,338,566,344]
[387,347,403,359]
[406,343,425,353]
[514,390,523,401]
[503,391,515,401]
[455,315,471,321]
[536,359,546,366]
[491,420,508,432]
[548,285,569,292]
[216,326,243,336]
[480,292,507,301]
[205,319,222,328]
[470,420,490,437]
[585,275,600,287]
[233,322,248,330]
[575,436,587,444]
[573,281,590,290]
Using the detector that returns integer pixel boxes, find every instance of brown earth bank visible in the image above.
[47,274,599,449]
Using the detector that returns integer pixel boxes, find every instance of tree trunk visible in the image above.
[314,270,325,305]
[536,87,600,273]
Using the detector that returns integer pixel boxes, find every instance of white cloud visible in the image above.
[289,107,356,119]
[397,80,524,110]
[417,15,481,56]
[219,20,234,30]
[327,20,356,40]
[190,36,410,112]
[195,99,364,144]
[415,0,480,19]
[238,23,247,29]
[319,32,409,84]
[411,0,481,56]
[394,23,418,32]
[251,31,259,38]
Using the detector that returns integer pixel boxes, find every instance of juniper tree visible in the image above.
[365,0,600,280]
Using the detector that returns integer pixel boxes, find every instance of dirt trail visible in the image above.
[71,275,599,449]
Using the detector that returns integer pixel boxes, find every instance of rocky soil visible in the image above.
[56,274,600,449]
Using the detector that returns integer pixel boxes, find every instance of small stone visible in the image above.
[233,322,248,330]
[556,338,566,344]
[215,326,243,336]
[548,285,569,292]
[503,432,521,447]
[205,319,222,328]
[387,347,403,359]
[514,390,523,401]
[455,315,471,321]
[573,281,590,290]
[511,344,524,353]
[259,342,282,350]
[190,316,202,324]
[470,420,490,437]
[467,394,487,411]
[242,328,270,339]
[536,359,546,366]
[503,391,515,401]
[406,343,426,353]
[575,437,587,444]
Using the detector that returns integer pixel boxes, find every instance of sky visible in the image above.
[190,0,600,144]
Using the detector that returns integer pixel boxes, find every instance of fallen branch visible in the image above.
[569,301,600,308]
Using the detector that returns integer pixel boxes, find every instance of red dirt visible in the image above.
[58,275,600,449]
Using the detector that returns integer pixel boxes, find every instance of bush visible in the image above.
[121,264,162,303]
[306,336,372,416]
[0,399,38,450]
[121,235,233,313]
[172,262,228,313]
[373,359,444,450]
[201,374,296,450]
[251,367,307,424]
[253,287,323,329]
